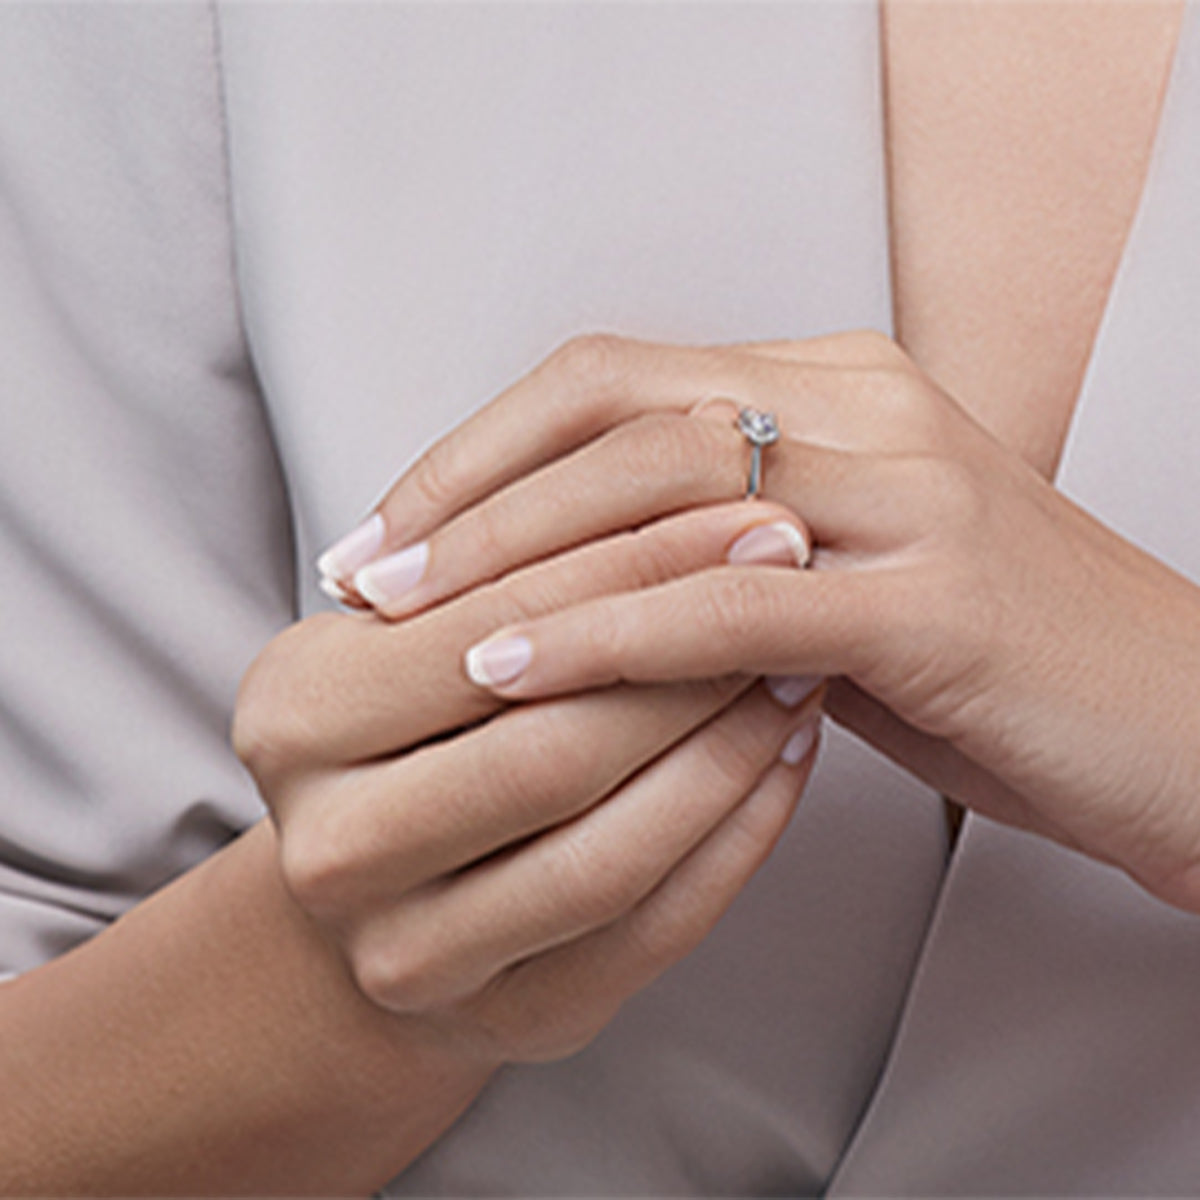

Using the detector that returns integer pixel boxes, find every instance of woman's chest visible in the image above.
[882,0,1184,478]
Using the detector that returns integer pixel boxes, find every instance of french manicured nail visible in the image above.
[781,718,820,766]
[318,574,354,605]
[316,513,385,582]
[727,522,811,568]
[465,635,533,688]
[353,542,429,609]
[765,675,821,709]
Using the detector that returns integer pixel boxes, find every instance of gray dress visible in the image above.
[0,2,1196,1194]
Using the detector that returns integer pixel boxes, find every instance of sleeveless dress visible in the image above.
[0,2,1196,1193]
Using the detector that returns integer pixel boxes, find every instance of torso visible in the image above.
[883,0,1185,479]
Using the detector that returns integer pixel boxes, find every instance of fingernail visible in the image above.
[465,635,533,688]
[353,543,429,609]
[317,513,385,582]
[765,675,821,709]
[317,574,354,605]
[781,718,820,766]
[727,522,811,568]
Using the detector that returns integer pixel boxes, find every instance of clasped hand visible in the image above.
[320,330,1200,914]
[235,486,822,1066]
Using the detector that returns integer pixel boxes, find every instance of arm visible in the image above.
[0,497,817,1195]
[0,820,489,1196]
[319,331,1200,913]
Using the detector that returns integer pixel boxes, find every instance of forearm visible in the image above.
[0,820,494,1196]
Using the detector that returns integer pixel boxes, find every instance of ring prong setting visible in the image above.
[737,407,781,498]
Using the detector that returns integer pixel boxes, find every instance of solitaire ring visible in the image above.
[736,407,781,499]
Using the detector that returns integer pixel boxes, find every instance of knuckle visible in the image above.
[353,958,402,1012]
[409,437,462,512]
[610,414,728,496]
[229,671,277,780]
[461,497,509,571]
[624,894,703,970]
[482,574,562,632]
[230,647,287,777]
[556,595,624,682]
[469,979,613,1065]
[487,708,595,818]
[696,571,775,657]
[465,573,536,635]
[549,332,633,392]
[697,718,770,793]
[544,826,639,929]
[624,525,695,590]
[681,417,738,484]
[859,367,938,438]
[608,415,677,479]
[231,618,339,785]
[353,947,416,1012]
[352,929,458,1014]
[277,815,352,916]
[230,693,299,788]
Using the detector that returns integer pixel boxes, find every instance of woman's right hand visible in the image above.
[234,500,821,1065]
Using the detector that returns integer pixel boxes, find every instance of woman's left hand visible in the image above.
[320,331,1200,912]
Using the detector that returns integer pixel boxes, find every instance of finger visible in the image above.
[314,332,906,592]
[316,337,735,587]
[463,566,896,700]
[466,735,818,1063]
[352,404,951,621]
[236,500,817,773]
[350,681,823,1012]
[280,674,756,909]
[352,414,815,619]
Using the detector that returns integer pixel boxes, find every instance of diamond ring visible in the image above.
[736,407,781,499]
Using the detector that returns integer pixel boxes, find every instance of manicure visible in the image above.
[353,543,429,610]
[727,521,811,568]
[781,718,820,766]
[316,513,385,583]
[465,635,533,688]
[765,675,822,709]
[317,574,355,605]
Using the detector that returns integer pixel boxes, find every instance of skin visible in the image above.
[885,0,1185,478]
[238,497,824,1044]
[0,821,491,1196]
[326,331,1200,912]
[0,495,820,1195]
[320,0,1191,905]
[3,2,1186,1191]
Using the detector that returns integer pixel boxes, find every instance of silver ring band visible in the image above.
[736,407,781,499]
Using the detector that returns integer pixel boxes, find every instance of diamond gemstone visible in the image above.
[737,407,781,446]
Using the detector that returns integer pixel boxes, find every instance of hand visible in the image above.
[320,331,1200,912]
[236,499,822,1064]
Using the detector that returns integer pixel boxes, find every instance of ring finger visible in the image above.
[348,416,886,622]
[316,332,908,593]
